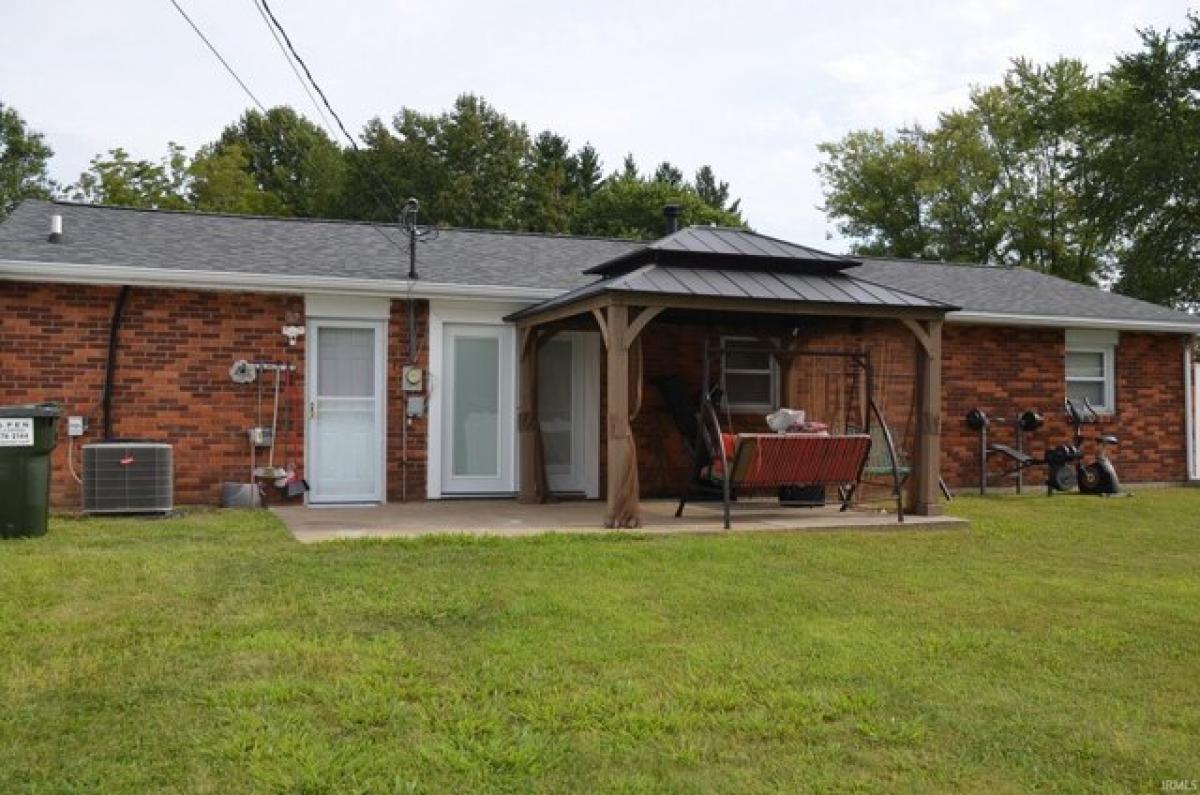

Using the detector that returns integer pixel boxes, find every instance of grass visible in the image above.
[2,492,1199,793]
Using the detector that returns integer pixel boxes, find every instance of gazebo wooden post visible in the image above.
[593,301,662,528]
[604,302,635,527]
[517,326,545,504]
[906,317,944,516]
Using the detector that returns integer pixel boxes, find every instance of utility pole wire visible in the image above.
[251,0,333,132]
[255,0,412,218]
[163,0,409,255]
[256,0,360,152]
[167,0,268,113]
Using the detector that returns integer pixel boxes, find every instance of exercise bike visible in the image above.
[1045,397,1121,496]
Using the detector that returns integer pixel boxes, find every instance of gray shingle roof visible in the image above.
[1,200,1195,329]
[0,200,639,290]
[506,262,953,321]
[850,257,1197,326]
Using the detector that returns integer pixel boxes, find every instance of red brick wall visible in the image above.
[1111,332,1191,483]
[0,283,434,508]
[0,282,306,507]
[941,324,1066,490]
[629,317,1193,496]
[941,326,1191,489]
[1,278,1190,508]
[387,299,430,502]
[632,317,918,498]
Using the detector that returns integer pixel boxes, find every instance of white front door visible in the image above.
[441,323,515,494]
[538,332,599,497]
[306,320,386,503]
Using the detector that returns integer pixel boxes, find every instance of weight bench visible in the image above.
[676,398,876,529]
[990,443,1034,467]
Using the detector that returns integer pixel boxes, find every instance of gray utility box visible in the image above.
[82,442,174,513]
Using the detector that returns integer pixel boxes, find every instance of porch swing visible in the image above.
[669,341,911,527]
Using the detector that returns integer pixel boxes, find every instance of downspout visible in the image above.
[1186,340,1197,481]
[102,286,131,440]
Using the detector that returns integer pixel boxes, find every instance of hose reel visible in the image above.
[229,359,257,384]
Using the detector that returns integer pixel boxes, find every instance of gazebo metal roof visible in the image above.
[582,226,859,276]
[505,262,955,324]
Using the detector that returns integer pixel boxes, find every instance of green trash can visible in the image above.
[0,403,61,539]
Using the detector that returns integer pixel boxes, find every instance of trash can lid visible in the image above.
[0,402,61,418]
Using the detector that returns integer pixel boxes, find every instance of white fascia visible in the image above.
[7,259,1200,334]
[0,259,562,303]
[949,309,1200,335]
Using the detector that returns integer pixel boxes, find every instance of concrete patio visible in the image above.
[272,499,968,543]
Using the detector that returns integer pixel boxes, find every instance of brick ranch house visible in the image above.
[2,200,1198,524]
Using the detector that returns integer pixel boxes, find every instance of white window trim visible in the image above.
[1065,344,1116,415]
[720,335,780,413]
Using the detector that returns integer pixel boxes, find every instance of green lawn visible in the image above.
[2,492,1198,793]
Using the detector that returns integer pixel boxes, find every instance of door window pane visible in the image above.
[538,339,573,468]
[453,336,500,477]
[318,327,375,397]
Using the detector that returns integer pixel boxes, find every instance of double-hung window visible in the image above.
[720,336,778,412]
[1065,330,1116,414]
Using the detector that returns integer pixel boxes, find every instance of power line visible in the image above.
[254,0,413,222]
[166,0,267,113]
[256,0,361,153]
[251,0,333,132]
[164,0,408,253]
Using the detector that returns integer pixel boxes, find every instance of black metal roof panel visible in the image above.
[505,262,954,321]
[582,226,858,275]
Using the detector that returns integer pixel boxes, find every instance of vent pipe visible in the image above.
[48,214,63,243]
[663,204,682,235]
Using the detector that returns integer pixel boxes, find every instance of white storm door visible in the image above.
[538,333,599,497]
[307,321,385,503]
[441,323,515,494]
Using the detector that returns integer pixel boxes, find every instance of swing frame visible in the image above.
[677,342,909,525]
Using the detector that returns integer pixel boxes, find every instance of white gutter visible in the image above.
[0,259,562,303]
[949,309,1200,334]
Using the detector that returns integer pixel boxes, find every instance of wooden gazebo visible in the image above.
[505,227,957,528]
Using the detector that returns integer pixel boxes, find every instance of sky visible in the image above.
[0,0,1188,249]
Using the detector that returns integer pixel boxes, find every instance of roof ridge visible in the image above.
[683,225,856,261]
[49,199,404,227]
[43,199,646,243]
[857,254,1005,270]
[431,226,647,243]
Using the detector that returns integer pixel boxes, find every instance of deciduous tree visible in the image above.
[1083,14,1200,308]
[68,145,190,210]
[215,107,345,217]
[0,102,54,219]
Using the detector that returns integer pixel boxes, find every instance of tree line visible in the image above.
[817,12,1200,309]
[0,94,743,240]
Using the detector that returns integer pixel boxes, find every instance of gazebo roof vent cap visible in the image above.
[662,204,682,235]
